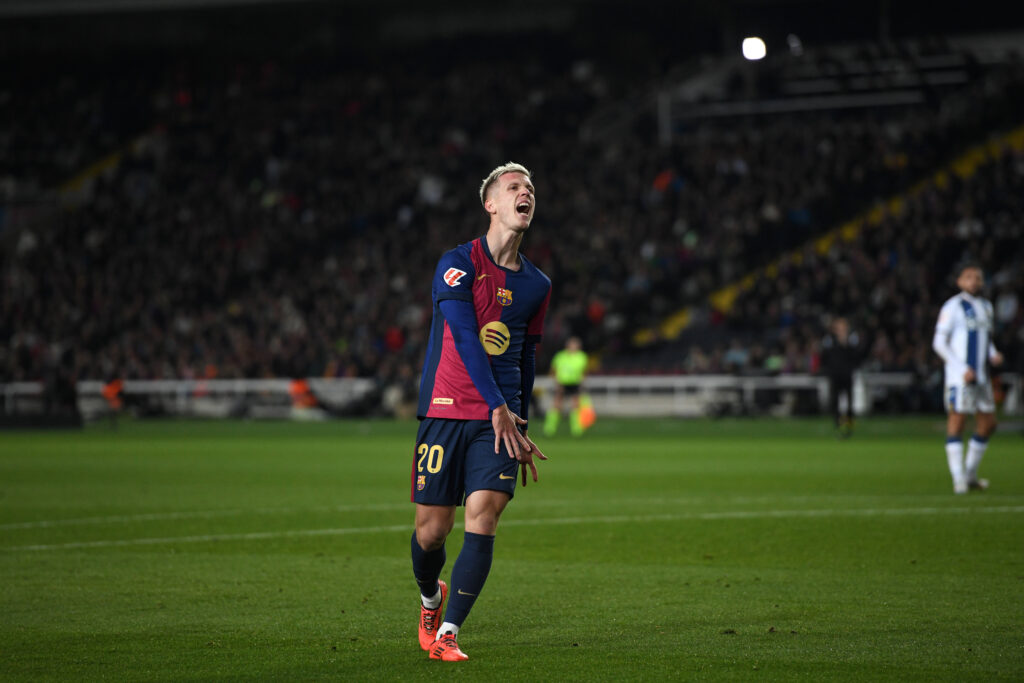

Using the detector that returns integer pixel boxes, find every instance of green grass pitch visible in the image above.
[1,417,1022,681]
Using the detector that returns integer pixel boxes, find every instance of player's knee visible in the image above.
[415,520,453,550]
[465,517,500,536]
[947,414,966,434]
[415,528,447,551]
[464,499,506,535]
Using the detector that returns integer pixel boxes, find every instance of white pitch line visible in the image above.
[5,505,1024,552]
[0,494,980,530]
[0,503,411,530]
[5,524,414,551]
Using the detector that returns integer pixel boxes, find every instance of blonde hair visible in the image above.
[479,162,532,207]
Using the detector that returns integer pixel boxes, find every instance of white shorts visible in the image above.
[944,379,995,414]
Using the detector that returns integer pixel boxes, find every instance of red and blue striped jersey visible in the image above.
[417,237,551,420]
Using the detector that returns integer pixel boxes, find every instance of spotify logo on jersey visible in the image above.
[479,321,510,355]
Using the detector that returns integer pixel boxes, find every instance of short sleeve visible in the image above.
[433,248,475,303]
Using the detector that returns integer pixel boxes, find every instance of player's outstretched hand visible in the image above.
[991,352,1004,367]
[492,404,530,459]
[518,432,548,486]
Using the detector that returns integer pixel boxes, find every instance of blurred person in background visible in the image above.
[544,336,589,437]
[409,162,550,662]
[820,317,864,438]
[932,263,1003,494]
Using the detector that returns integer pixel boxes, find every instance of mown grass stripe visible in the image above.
[7,505,1023,552]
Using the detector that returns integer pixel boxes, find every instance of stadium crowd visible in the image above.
[0,64,154,203]
[2,41,1022,414]
[632,141,1024,411]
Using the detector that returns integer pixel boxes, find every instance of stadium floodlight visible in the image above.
[742,36,767,61]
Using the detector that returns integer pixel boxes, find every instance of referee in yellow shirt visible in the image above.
[544,337,589,437]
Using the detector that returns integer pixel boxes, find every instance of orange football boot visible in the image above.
[429,632,469,661]
[418,580,447,651]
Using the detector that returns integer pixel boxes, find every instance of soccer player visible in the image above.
[410,162,550,662]
[932,263,1004,494]
[544,336,589,437]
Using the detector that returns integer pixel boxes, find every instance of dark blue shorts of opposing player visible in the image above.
[411,418,518,506]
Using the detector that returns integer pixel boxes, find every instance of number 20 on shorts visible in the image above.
[417,444,444,473]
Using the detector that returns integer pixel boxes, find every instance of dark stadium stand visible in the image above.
[617,131,1024,412]
[1,2,1022,418]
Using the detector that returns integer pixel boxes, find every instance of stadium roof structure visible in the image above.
[3,0,1023,66]
[0,0,301,14]
[2,0,1022,37]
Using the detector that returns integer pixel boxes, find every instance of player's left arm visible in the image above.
[988,333,1003,367]
[516,337,547,485]
[852,331,870,366]
[986,302,1004,367]
[517,284,552,485]
[520,338,537,425]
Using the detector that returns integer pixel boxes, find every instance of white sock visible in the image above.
[965,436,988,481]
[436,622,459,640]
[421,586,442,610]
[945,440,965,483]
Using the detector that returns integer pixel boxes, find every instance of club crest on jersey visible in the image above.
[479,321,511,355]
[496,287,513,306]
[417,475,426,491]
[443,268,467,287]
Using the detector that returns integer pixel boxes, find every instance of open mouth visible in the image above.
[516,202,531,216]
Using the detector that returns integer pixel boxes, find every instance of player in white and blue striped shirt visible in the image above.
[932,264,1004,494]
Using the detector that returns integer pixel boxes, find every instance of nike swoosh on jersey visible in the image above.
[498,473,514,480]
[477,273,490,280]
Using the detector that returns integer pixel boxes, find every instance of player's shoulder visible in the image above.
[518,252,552,288]
[436,240,477,271]
[935,295,962,328]
[938,294,962,312]
[440,239,476,261]
[432,241,479,292]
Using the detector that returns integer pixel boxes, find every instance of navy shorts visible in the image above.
[411,418,518,506]
[559,383,582,397]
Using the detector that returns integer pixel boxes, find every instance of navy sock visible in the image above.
[411,531,446,598]
[443,531,495,627]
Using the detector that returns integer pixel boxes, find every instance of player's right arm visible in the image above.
[438,297,531,456]
[438,298,505,410]
[432,249,533,458]
[932,300,970,382]
[432,249,504,407]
